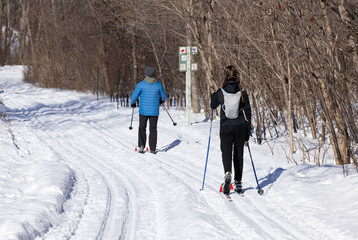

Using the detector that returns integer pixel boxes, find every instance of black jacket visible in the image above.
[210,78,252,130]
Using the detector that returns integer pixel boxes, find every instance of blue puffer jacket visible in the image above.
[130,78,167,116]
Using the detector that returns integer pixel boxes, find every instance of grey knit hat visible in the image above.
[144,66,155,77]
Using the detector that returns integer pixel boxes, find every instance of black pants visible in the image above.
[138,114,158,150]
[220,125,246,182]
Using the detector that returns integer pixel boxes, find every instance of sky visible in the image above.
[0,65,357,240]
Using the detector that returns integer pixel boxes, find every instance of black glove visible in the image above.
[159,97,165,105]
[245,122,252,141]
[210,91,218,109]
[131,103,136,108]
[245,132,250,142]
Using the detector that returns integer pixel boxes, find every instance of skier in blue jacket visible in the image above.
[131,66,167,154]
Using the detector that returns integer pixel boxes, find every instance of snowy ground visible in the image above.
[0,65,357,240]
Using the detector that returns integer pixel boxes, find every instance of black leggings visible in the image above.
[138,114,158,150]
[220,125,246,182]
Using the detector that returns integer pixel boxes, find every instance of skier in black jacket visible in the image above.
[210,65,252,194]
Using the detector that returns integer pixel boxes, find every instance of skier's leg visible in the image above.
[148,116,158,151]
[220,127,234,174]
[138,114,148,148]
[233,142,244,182]
[233,125,245,183]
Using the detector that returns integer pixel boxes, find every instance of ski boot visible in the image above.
[234,181,243,193]
[138,146,145,154]
[223,172,231,194]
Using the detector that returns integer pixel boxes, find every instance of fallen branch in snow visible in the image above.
[266,141,275,156]
[281,145,298,165]
[298,138,310,164]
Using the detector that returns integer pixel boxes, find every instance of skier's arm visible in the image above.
[159,84,167,102]
[130,83,141,104]
[243,91,251,125]
[243,91,252,139]
[210,90,220,109]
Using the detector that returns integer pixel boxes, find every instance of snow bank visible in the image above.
[266,164,358,239]
[0,120,75,239]
[0,66,75,239]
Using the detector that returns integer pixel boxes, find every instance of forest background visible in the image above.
[0,0,357,167]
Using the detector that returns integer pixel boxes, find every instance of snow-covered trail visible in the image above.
[1,66,357,240]
[10,97,307,240]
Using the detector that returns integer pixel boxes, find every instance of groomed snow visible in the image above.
[0,65,357,240]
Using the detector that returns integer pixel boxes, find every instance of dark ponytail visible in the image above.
[222,65,245,103]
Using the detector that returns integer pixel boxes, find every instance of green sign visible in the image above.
[179,46,198,72]
[179,46,187,72]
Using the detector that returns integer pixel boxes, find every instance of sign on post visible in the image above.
[179,47,187,72]
[179,46,198,125]
[191,63,198,71]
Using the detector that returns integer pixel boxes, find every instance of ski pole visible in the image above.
[129,107,134,130]
[247,142,264,195]
[200,109,213,190]
[162,104,177,126]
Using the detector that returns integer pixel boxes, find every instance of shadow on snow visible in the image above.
[259,167,286,190]
[159,139,182,152]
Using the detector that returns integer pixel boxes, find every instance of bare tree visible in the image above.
[2,0,355,166]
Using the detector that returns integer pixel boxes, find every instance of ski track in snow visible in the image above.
[30,105,140,240]
[1,67,356,240]
[11,100,324,240]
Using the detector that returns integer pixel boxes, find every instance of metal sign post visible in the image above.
[185,47,192,125]
[179,46,198,125]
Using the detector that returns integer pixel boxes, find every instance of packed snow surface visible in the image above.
[0,65,357,240]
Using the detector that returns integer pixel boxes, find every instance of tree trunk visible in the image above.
[191,72,200,113]
[287,49,294,155]
[18,0,27,65]
[0,0,3,65]
[261,99,267,141]
[320,0,350,164]
[132,32,138,86]
[304,27,343,165]
[190,0,218,118]
[301,77,316,138]
[252,94,262,144]
[299,107,307,137]
[265,108,273,139]
[303,100,316,139]
[337,0,358,74]
[271,109,279,138]
[188,0,200,114]
[321,110,326,142]
[99,35,109,96]
[25,8,35,69]
[4,0,11,65]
